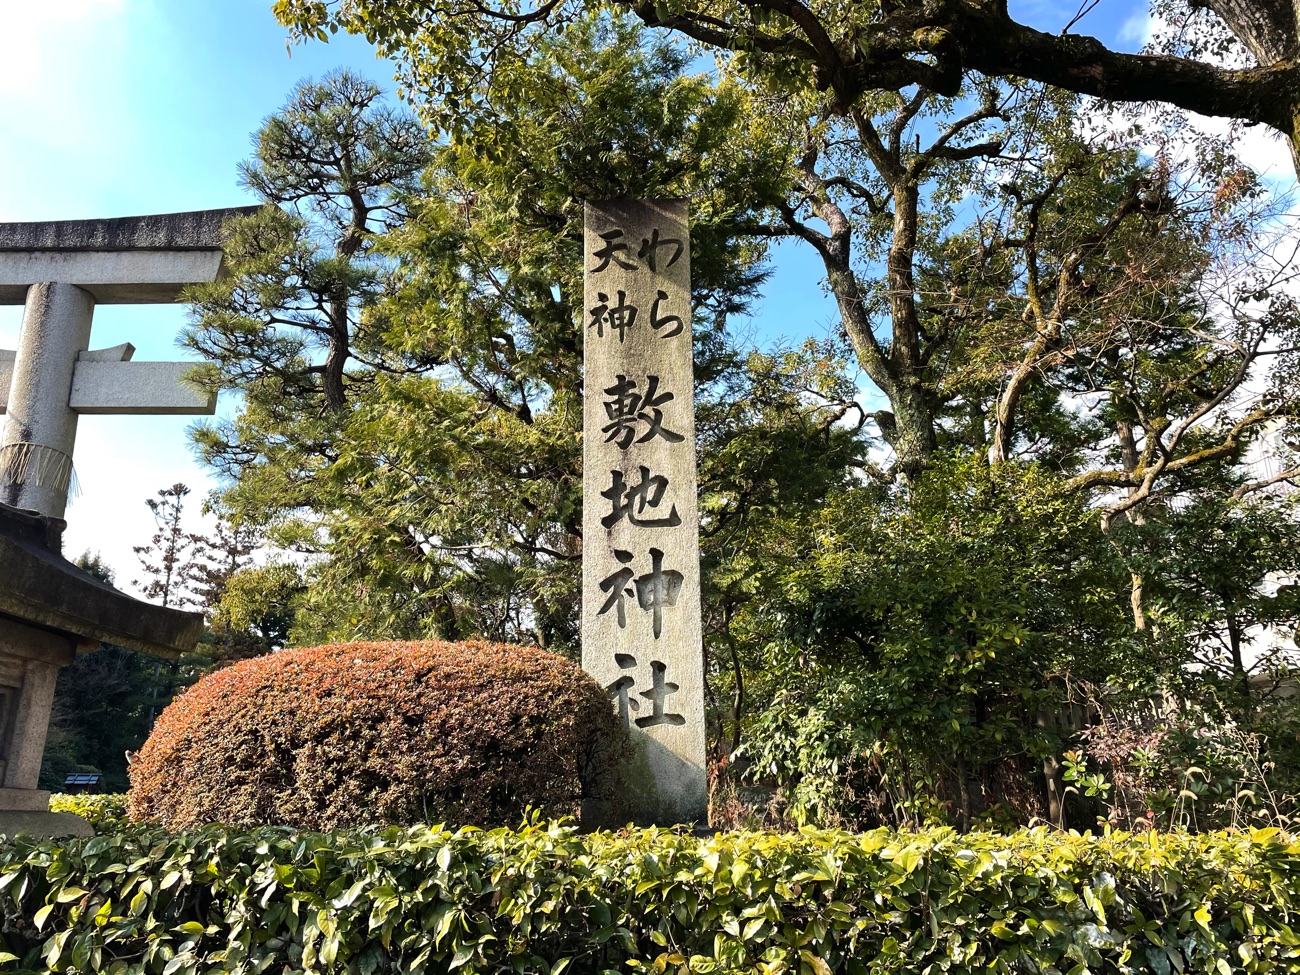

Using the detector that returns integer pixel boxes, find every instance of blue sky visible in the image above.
[0,0,1292,594]
[0,1,392,583]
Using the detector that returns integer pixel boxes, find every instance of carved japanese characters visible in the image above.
[582,200,705,825]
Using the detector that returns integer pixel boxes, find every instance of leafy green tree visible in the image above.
[188,498,257,614]
[185,69,430,490]
[210,561,305,657]
[1134,490,1300,695]
[131,483,208,726]
[275,0,1300,173]
[273,2,1300,491]
[224,5,1300,831]
[184,496,292,665]
[194,18,854,653]
[727,455,1159,829]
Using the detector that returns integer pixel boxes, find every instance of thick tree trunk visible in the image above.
[1206,0,1300,175]
[1227,612,1251,697]
[627,0,1300,177]
[323,296,350,410]
[789,175,939,477]
[1032,711,1066,828]
[1043,753,1066,828]
[882,182,937,477]
[891,381,938,479]
[1205,0,1298,64]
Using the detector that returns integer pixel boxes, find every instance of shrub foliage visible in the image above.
[48,794,128,832]
[127,640,623,830]
[0,821,1298,973]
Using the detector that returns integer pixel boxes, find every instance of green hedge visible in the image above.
[1,815,1298,973]
[49,794,128,832]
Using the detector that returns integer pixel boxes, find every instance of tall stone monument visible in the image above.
[582,199,706,825]
[0,208,256,517]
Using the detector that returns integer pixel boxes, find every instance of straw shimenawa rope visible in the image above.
[0,441,79,501]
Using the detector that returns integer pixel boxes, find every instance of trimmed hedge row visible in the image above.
[1,819,1298,974]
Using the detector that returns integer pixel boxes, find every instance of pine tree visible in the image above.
[131,483,198,609]
[132,483,200,725]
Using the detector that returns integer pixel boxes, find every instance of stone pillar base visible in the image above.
[0,787,50,811]
[0,811,92,839]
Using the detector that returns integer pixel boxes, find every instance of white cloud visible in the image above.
[1117,11,1154,47]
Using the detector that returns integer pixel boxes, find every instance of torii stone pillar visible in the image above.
[0,208,257,517]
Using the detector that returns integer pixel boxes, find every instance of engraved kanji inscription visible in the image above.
[596,547,685,639]
[635,547,684,639]
[583,199,704,821]
[589,290,638,342]
[649,291,684,338]
[605,653,686,729]
[606,652,639,725]
[590,229,638,272]
[597,549,636,628]
[601,374,686,448]
[600,465,683,529]
[637,228,684,273]
[635,660,686,728]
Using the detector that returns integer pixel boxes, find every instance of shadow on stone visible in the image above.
[582,730,707,830]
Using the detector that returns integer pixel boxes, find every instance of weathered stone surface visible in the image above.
[78,343,135,363]
[0,207,258,251]
[69,361,216,415]
[0,208,229,818]
[0,207,258,304]
[0,504,202,660]
[0,209,246,516]
[0,505,201,813]
[0,649,61,790]
[582,199,706,826]
[0,811,93,838]
[0,788,52,811]
[0,345,213,415]
[0,250,226,304]
[0,282,93,517]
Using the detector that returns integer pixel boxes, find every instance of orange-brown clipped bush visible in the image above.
[127,640,626,830]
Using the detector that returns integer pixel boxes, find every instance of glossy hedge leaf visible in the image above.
[1,820,1299,973]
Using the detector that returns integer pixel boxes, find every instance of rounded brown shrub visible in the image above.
[127,640,626,830]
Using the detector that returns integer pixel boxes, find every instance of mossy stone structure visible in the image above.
[581,200,706,826]
[0,502,201,836]
[0,209,248,835]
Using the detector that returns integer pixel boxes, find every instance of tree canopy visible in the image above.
[173,4,1300,829]
[273,0,1300,173]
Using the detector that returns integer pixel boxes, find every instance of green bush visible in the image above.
[0,822,1298,973]
[48,794,128,831]
[127,640,625,830]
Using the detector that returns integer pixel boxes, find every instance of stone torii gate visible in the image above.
[0,208,252,834]
[0,208,256,518]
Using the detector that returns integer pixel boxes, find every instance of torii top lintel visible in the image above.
[0,206,260,304]
[0,206,258,520]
